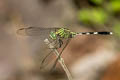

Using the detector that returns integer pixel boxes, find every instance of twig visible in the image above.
[44,39,73,80]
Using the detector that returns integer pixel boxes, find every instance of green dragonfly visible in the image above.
[17,27,113,71]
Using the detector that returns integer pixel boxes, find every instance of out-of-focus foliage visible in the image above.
[77,0,120,36]
[113,23,120,37]
[90,0,103,5]
[106,0,120,13]
[78,9,91,24]
[78,9,108,25]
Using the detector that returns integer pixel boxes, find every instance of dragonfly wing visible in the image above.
[17,27,56,36]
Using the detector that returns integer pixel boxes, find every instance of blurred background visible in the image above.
[0,0,120,80]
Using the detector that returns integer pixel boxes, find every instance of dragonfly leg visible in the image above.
[58,39,63,48]
[40,39,63,70]
[49,37,62,49]
[50,38,71,72]
[48,40,58,49]
[40,50,54,69]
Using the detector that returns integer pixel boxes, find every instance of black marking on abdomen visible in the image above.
[77,32,112,35]
[89,32,94,34]
[97,32,112,35]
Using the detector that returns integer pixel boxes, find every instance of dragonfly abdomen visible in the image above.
[76,32,113,36]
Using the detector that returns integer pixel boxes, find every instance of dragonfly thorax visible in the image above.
[55,28,71,38]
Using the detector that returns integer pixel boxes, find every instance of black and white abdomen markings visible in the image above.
[76,32,113,35]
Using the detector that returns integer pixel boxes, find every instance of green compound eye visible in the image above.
[50,31,57,40]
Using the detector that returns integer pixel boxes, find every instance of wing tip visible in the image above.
[16,28,27,36]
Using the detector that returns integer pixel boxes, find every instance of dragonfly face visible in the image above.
[50,31,57,40]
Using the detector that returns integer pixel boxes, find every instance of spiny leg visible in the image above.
[50,38,71,72]
[51,36,63,49]
[58,39,63,48]
[48,39,58,49]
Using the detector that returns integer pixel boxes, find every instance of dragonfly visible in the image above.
[17,27,113,71]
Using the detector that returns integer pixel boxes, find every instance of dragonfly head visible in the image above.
[50,31,57,40]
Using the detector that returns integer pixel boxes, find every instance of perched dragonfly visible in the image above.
[17,27,113,71]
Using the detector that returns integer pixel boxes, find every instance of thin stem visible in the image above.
[51,38,70,72]
[40,50,54,69]
[44,39,73,80]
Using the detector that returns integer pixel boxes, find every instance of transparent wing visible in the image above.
[17,27,58,36]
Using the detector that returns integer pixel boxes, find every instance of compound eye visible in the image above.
[50,31,57,40]
[53,33,56,37]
